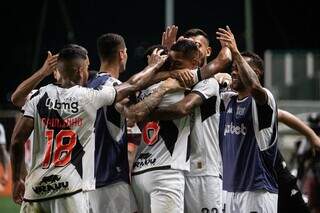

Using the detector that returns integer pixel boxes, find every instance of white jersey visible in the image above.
[23,83,116,201]
[187,78,222,177]
[132,82,190,175]
[0,123,6,145]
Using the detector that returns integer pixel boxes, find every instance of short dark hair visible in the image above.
[241,51,264,79]
[183,28,209,44]
[58,44,87,61]
[171,39,199,60]
[58,44,87,77]
[97,33,125,61]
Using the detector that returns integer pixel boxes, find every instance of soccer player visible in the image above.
[149,27,229,212]
[0,122,9,187]
[10,44,169,212]
[86,33,140,213]
[217,26,278,212]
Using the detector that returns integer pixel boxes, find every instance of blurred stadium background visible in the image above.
[1,0,319,212]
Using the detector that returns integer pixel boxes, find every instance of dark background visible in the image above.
[1,0,319,109]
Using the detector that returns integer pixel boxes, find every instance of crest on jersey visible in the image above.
[142,121,160,145]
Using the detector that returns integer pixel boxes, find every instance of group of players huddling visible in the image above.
[10,25,320,213]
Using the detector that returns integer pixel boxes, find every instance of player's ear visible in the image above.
[119,49,125,61]
[206,46,212,57]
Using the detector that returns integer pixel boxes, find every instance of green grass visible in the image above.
[0,197,20,213]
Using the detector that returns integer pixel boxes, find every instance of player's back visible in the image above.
[88,73,130,187]
[23,83,116,201]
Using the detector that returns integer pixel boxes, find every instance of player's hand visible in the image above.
[216,26,239,55]
[310,135,320,152]
[12,179,25,205]
[148,48,168,70]
[162,25,178,49]
[41,51,59,77]
[214,73,232,88]
[170,68,194,88]
[162,78,185,93]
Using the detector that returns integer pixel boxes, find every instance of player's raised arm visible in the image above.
[11,51,58,107]
[162,25,178,49]
[10,116,34,204]
[198,45,232,81]
[216,26,267,105]
[278,109,320,150]
[114,48,168,102]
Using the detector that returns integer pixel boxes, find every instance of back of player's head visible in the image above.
[183,28,209,44]
[171,39,199,60]
[241,51,264,80]
[97,33,126,62]
[57,44,87,78]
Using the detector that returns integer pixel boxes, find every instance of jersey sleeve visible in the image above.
[84,85,116,110]
[252,88,278,151]
[0,123,6,145]
[23,95,38,119]
[191,78,219,101]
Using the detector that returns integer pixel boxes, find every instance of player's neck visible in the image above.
[100,62,120,79]
[59,79,77,88]
[237,89,250,100]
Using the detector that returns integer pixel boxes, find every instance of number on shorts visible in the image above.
[42,130,77,168]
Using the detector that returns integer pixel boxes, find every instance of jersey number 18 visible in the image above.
[42,129,77,169]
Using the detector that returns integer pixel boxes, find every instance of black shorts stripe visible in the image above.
[23,189,82,202]
[131,165,171,176]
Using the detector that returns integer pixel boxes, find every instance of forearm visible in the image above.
[200,47,232,80]
[10,141,25,181]
[11,70,46,107]
[125,84,170,123]
[278,110,318,141]
[148,104,188,121]
[116,65,159,102]
[147,71,171,87]
[233,51,260,88]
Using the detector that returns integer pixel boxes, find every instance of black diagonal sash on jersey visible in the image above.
[159,120,179,155]
[37,93,84,177]
[200,95,217,122]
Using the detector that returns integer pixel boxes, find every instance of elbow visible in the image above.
[179,104,192,116]
[11,94,24,108]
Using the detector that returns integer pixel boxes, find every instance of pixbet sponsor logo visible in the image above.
[224,122,247,136]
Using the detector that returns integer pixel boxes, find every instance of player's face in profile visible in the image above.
[231,61,245,92]
[120,47,128,73]
[80,58,89,86]
[169,50,198,70]
[189,35,211,67]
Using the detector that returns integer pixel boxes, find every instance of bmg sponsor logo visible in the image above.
[32,175,69,195]
[45,98,79,113]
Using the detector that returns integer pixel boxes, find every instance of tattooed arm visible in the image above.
[216,26,267,104]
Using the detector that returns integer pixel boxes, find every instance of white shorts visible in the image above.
[20,191,89,213]
[132,169,185,213]
[88,181,137,213]
[225,190,278,213]
[184,176,222,213]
